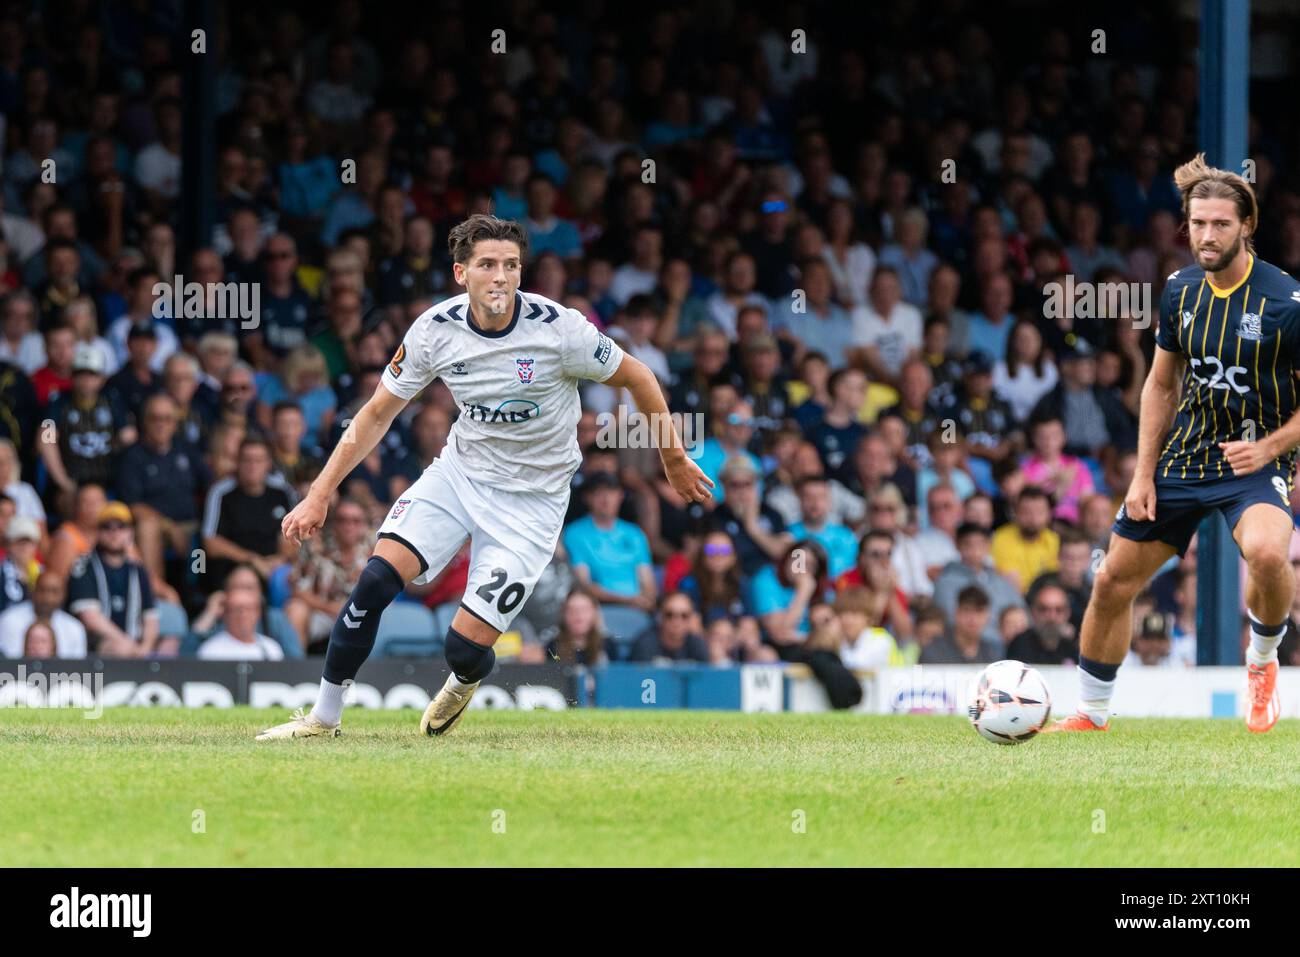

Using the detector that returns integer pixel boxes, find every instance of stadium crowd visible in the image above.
[2,0,1300,681]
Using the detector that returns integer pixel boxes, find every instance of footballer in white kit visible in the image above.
[258,215,712,741]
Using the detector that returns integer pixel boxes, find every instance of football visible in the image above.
[967,661,1053,745]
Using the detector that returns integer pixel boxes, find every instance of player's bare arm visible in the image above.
[603,354,714,504]
[1125,344,1185,521]
[281,381,410,546]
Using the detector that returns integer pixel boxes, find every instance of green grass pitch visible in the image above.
[3,708,1297,867]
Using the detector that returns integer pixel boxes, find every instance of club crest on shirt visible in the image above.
[390,498,411,520]
[516,358,535,383]
[1237,311,1263,340]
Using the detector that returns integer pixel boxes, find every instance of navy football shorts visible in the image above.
[1111,465,1293,557]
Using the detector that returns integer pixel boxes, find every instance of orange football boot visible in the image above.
[1043,712,1110,733]
[1246,661,1280,734]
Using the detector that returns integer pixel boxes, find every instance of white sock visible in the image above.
[1246,612,1286,668]
[446,673,479,694]
[1077,666,1115,727]
[311,679,349,726]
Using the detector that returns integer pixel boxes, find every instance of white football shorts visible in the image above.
[376,448,569,632]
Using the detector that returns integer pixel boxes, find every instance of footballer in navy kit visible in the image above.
[258,215,712,740]
[1048,155,1300,736]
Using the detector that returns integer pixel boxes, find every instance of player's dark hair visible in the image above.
[1173,152,1259,251]
[271,400,303,420]
[447,214,529,265]
[956,521,991,542]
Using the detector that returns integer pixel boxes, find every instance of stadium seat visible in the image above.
[599,605,653,661]
[372,602,441,658]
[156,601,189,639]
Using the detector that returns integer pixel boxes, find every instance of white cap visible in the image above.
[72,343,107,375]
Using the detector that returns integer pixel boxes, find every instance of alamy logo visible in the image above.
[153,274,259,329]
[1042,275,1152,329]
[50,887,151,937]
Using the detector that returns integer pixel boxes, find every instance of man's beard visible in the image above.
[1196,232,1244,273]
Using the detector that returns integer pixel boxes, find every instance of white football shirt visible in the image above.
[381,291,625,495]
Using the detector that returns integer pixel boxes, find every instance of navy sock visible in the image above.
[445,627,496,684]
[1079,655,1119,683]
[323,556,405,684]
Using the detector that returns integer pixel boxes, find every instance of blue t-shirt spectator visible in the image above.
[693,440,762,505]
[787,521,859,578]
[526,217,583,259]
[563,515,653,597]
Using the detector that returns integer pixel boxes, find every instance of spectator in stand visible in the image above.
[1028,340,1135,458]
[790,351,831,429]
[200,437,298,592]
[834,530,912,643]
[46,482,106,581]
[629,591,710,664]
[67,502,159,657]
[933,522,1024,646]
[694,400,763,504]
[771,258,853,363]
[256,343,336,449]
[845,429,918,509]
[32,322,76,407]
[945,351,1020,491]
[766,439,864,529]
[850,266,923,387]
[0,290,44,373]
[749,539,832,657]
[809,368,867,486]
[966,272,1016,362]
[878,207,939,308]
[268,402,323,488]
[993,320,1058,423]
[788,476,860,579]
[283,496,371,653]
[677,529,747,624]
[1021,416,1095,524]
[64,297,119,377]
[834,585,904,670]
[920,585,1000,664]
[801,601,865,710]
[539,586,610,666]
[915,483,962,580]
[103,322,161,429]
[1006,581,1079,665]
[19,620,56,658]
[250,233,313,364]
[563,472,657,614]
[161,351,213,455]
[822,197,875,307]
[709,455,791,577]
[40,343,131,511]
[867,483,930,600]
[991,487,1059,594]
[0,437,45,533]
[117,393,202,605]
[0,571,88,658]
[196,585,284,660]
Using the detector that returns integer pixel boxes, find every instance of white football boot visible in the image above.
[419,677,478,736]
[255,707,342,741]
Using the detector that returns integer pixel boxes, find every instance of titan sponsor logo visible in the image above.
[50,887,151,938]
[460,399,540,423]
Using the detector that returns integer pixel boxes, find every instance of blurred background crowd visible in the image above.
[2,0,1300,676]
